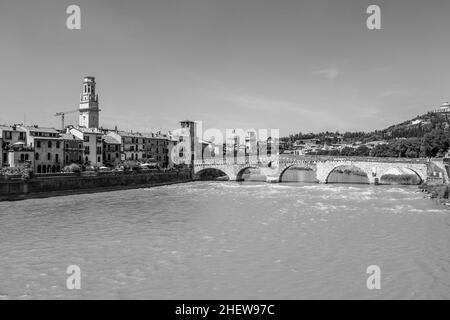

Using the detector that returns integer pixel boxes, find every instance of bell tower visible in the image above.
[79,76,100,128]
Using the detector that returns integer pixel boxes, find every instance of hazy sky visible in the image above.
[1,0,450,135]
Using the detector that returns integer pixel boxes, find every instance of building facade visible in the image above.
[107,131,145,162]
[7,144,34,169]
[61,133,83,166]
[69,127,104,167]
[20,126,64,173]
[0,125,27,167]
[102,134,121,167]
[144,135,170,168]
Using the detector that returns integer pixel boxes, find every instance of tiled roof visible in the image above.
[103,135,121,144]
[60,133,82,141]
[21,126,59,134]
[71,127,104,135]
[0,125,26,132]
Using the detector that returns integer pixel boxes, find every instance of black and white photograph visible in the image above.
[0,0,449,307]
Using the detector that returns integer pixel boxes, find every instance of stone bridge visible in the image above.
[193,155,447,184]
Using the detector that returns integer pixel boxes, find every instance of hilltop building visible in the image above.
[433,102,450,114]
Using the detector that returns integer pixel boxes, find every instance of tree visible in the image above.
[340,147,356,156]
[62,163,81,173]
[354,145,370,156]
[420,129,450,157]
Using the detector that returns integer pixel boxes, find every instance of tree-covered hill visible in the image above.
[282,111,450,158]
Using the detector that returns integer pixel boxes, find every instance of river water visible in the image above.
[0,182,449,299]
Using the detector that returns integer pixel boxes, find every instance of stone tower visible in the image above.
[79,76,100,128]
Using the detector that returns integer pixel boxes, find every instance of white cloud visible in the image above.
[378,90,411,98]
[313,66,340,80]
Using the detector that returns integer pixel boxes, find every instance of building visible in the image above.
[144,134,170,168]
[20,126,63,173]
[167,137,178,168]
[433,102,450,114]
[69,127,104,167]
[102,134,121,167]
[60,133,83,166]
[7,143,34,169]
[79,76,100,129]
[0,125,27,167]
[106,131,145,162]
[178,120,198,164]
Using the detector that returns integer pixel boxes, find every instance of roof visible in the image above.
[71,127,104,135]
[20,126,59,134]
[60,133,82,141]
[103,135,121,144]
[116,131,145,138]
[0,125,26,132]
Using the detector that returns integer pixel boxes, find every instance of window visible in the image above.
[25,154,29,161]
[47,153,51,161]
[97,156,101,162]
[48,141,52,148]
[4,131,12,140]
[20,154,25,161]
[35,153,39,160]
[55,154,59,163]
[84,136,90,142]
[116,153,119,158]
[19,132,25,140]
[56,142,60,149]
[37,141,41,148]
[65,143,69,149]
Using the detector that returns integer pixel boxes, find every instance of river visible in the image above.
[0,181,449,299]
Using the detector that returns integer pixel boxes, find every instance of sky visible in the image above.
[0,0,450,136]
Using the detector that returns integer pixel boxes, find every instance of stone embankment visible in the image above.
[0,170,192,201]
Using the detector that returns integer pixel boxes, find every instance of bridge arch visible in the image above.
[279,163,318,183]
[379,167,423,185]
[195,167,230,181]
[326,164,370,184]
[236,166,267,182]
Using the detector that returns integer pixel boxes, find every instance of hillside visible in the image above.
[282,107,450,158]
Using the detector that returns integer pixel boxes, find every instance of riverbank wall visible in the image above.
[0,170,193,201]
[419,181,450,207]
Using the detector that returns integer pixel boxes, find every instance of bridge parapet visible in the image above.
[280,154,430,165]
